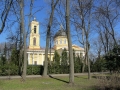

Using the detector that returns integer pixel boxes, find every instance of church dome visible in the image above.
[54,25,67,38]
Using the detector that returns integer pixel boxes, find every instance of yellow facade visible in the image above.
[29,19,40,49]
[54,36,68,50]
[27,19,85,65]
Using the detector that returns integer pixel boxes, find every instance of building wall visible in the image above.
[54,36,68,50]
[28,53,44,65]
[27,52,54,65]
[29,20,40,49]
[27,20,85,65]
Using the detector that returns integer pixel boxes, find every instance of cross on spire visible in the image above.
[34,17,36,21]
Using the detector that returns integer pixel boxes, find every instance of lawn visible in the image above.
[0,75,98,90]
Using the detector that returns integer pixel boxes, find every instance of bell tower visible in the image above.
[29,18,40,49]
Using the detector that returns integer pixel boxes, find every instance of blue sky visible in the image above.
[0,0,80,48]
[0,0,48,47]
[0,0,120,50]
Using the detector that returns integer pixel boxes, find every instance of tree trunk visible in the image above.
[43,28,50,77]
[20,0,27,81]
[86,42,91,79]
[66,0,74,85]
[43,0,59,77]
[82,61,85,73]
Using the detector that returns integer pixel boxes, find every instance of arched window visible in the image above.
[64,39,66,44]
[56,40,58,45]
[33,37,36,46]
[60,39,62,44]
[34,26,36,33]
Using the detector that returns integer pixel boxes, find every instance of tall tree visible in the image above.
[66,0,74,84]
[71,0,93,79]
[4,43,7,57]
[53,50,60,73]
[2,43,7,65]
[43,0,59,77]
[95,0,120,53]
[19,0,27,81]
[105,45,120,73]
[61,49,68,73]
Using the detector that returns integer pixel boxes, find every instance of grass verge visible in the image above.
[0,75,98,90]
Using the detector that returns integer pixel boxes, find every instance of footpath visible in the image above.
[0,72,108,80]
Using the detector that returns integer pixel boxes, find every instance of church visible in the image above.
[27,19,85,65]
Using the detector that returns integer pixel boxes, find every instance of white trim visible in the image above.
[42,53,43,65]
[32,53,34,65]
[37,53,39,64]
[28,53,30,64]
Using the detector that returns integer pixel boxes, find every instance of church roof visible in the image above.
[54,25,67,38]
[72,44,84,51]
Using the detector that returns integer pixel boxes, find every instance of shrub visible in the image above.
[9,64,19,75]
[96,73,120,90]
[0,64,16,76]
[27,65,43,75]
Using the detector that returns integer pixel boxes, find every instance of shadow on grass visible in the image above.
[74,76,88,79]
[49,75,69,84]
[74,76,80,78]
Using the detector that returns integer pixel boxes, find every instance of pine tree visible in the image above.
[53,50,60,74]
[61,49,68,73]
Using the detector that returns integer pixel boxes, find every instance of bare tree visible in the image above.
[43,0,59,77]
[95,0,120,53]
[91,37,104,59]
[66,0,74,84]
[0,0,13,34]
[96,24,112,54]
[71,0,93,79]
[5,0,36,78]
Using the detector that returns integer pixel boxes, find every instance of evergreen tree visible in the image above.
[92,58,106,72]
[74,56,82,73]
[61,49,68,73]
[73,50,82,73]
[11,48,19,66]
[2,43,7,65]
[0,43,8,75]
[53,50,60,73]
[105,45,120,73]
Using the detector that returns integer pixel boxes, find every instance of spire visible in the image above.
[60,24,64,30]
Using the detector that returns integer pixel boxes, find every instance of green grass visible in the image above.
[0,75,98,90]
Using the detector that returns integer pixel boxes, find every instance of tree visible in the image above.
[95,0,120,54]
[0,55,7,75]
[74,55,82,73]
[53,50,60,73]
[0,0,13,34]
[2,44,7,65]
[92,57,106,72]
[43,0,59,77]
[71,0,93,79]
[19,0,27,81]
[66,0,74,84]
[105,45,120,73]
[4,43,7,58]
[61,49,68,73]
[11,49,19,66]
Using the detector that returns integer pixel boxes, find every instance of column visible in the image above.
[32,53,34,65]
[28,53,30,64]
[41,53,43,65]
[37,53,39,65]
